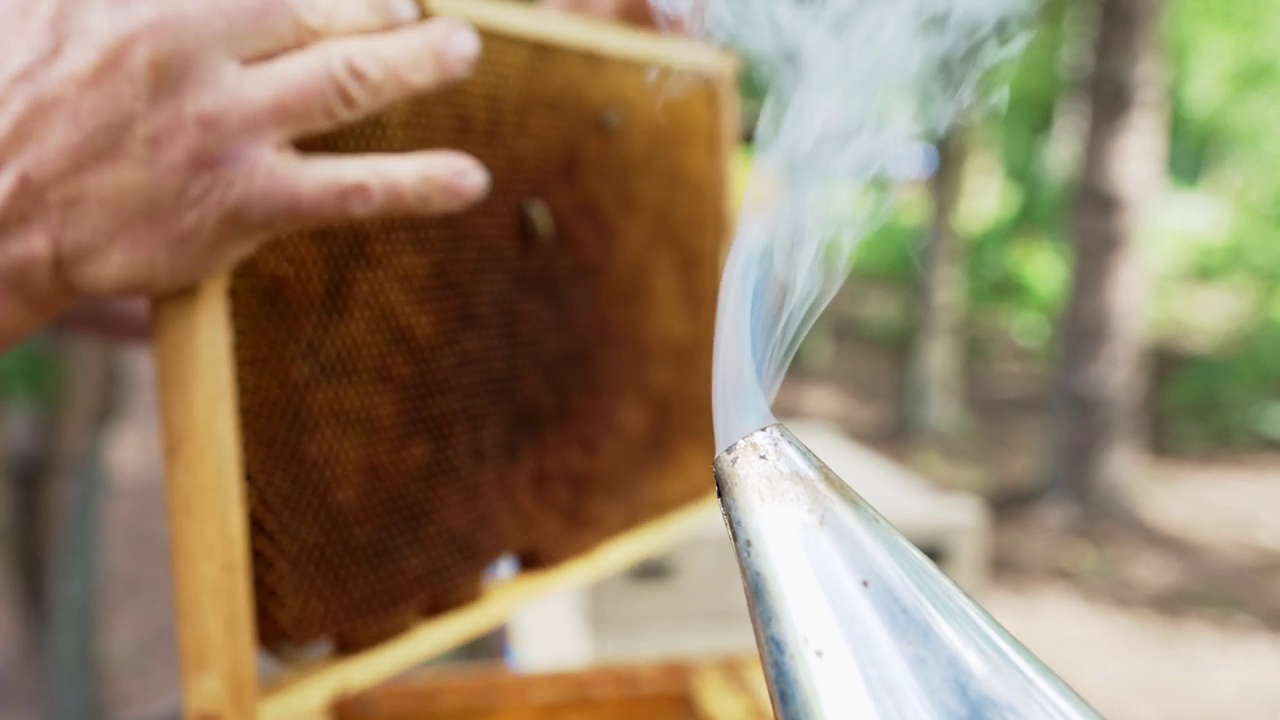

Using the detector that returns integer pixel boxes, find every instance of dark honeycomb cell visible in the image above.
[229,30,732,652]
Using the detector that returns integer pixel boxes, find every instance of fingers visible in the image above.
[236,18,481,140]
[249,149,491,230]
[224,0,424,61]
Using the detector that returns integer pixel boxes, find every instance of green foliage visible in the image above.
[1154,0,1280,449]
[849,187,930,281]
[1161,317,1280,451]
[0,339,60,404]
[1000,0,1068,194]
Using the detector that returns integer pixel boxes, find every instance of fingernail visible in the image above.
[441,23,482,68]
[390,0,422,23]
[453,162,491,196]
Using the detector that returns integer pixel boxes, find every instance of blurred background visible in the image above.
[3,0,1280,718]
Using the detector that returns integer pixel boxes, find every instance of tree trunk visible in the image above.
[1047,0,1168,514]
[904,128,971,444]
[43,337,116,720]
[3,400,53,720]
[0,336,114,720]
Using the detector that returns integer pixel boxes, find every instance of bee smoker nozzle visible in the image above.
[713,423,1104,720]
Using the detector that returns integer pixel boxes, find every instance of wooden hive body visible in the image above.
[151,1,740,717]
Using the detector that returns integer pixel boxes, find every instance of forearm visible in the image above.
[0,220,67,352]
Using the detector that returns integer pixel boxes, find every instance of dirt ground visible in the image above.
[4,335,1280,719]
[983,456,1280,720]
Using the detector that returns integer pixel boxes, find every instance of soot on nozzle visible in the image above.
[713,423,1105,720]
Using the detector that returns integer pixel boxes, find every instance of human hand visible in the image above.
[0,0,491,351]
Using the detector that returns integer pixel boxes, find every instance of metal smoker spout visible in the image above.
[714,423,1106,720]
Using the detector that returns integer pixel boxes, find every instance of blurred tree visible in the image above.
[849,0,1279,456]
[1047,0,1169,513]
[2,336,113,719]
[904,128,972,443]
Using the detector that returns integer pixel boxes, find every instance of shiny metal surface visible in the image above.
[714,423,1105,720]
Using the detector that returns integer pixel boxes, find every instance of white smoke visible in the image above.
[653,0,1035,450]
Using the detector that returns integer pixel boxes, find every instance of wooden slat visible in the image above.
[333,657,770,720]
[734,657,775,713]
[425,0,740,78]
[259,495,721,720]
[342,693,696,720]
[333,662,693,719]
[688,661,771,720]
[152,274,259,720]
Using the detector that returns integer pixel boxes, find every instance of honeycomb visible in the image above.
[227,20,735,651]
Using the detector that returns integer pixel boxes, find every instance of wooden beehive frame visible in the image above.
[151,2,740,718]
[331,656,772,719]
